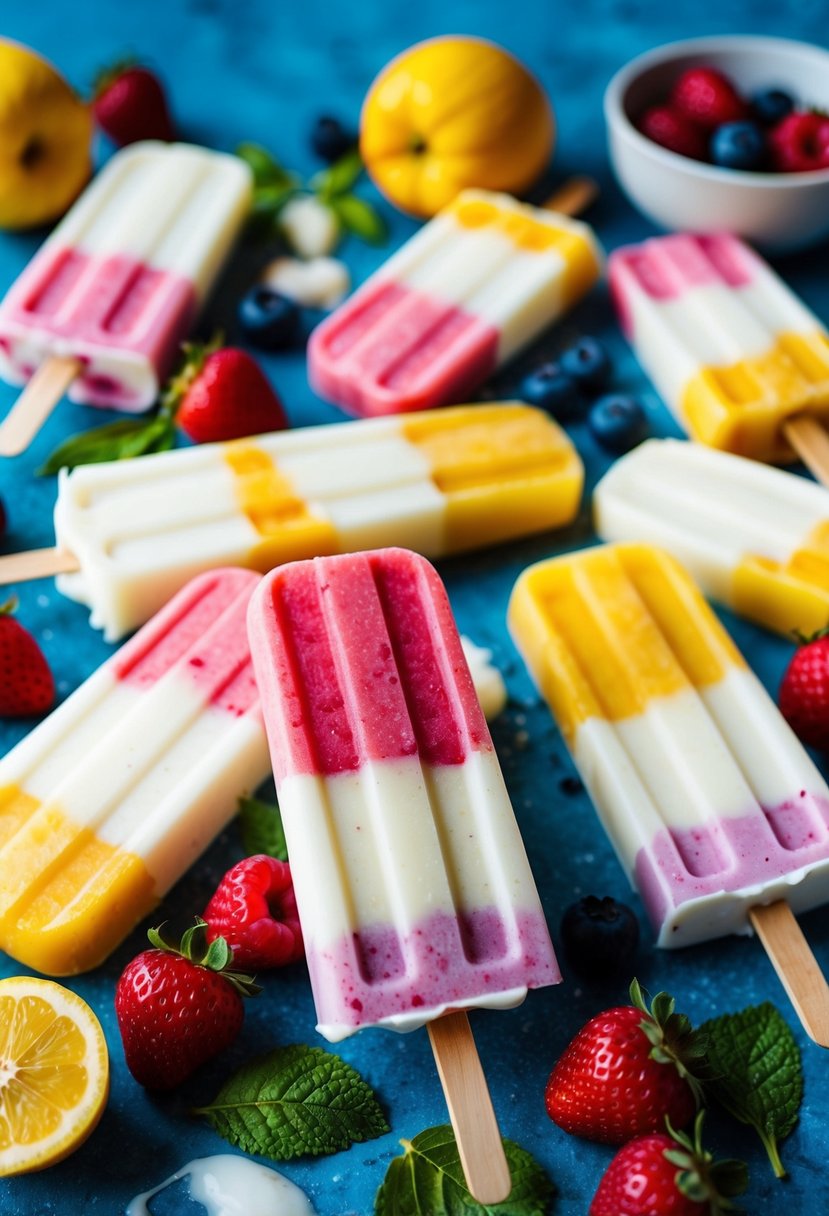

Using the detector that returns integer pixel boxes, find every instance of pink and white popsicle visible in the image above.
[247,547,559,1041]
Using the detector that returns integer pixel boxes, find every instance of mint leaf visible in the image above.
[238,794,288,861]
[375,1124,555,1215]
[700,1002,802,1178]
[195,1044,388,1160]
[329,194,388,244]
[38,414,175,475]
[312,147,363,200]
[236,142,297,190]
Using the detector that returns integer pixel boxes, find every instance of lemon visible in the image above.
[0,976,109,1176]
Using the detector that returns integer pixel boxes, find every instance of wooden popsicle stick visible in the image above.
[783,415,829,489]
[0,355,82,457]
[749,901,829,1048]
[542,176,599,218]
[428,1011,512,1204]
[0,546,80,583]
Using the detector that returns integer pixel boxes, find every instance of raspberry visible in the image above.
[204,855,304,969]
[769,111,829,172]
[670,66,748,131]
[637,104,708,160]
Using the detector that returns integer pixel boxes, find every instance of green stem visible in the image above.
[758,1127,786,1179]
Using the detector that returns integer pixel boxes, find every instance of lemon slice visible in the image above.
[0,976,109,1176]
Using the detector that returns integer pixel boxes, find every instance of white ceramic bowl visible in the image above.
[604,35,829,252]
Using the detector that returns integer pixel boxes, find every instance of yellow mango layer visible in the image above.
[733,520,829,637]
[0,785,156,976]
[681,331,829,463]
[507,544,744,742]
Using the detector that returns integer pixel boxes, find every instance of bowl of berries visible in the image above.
[604,35,829,251]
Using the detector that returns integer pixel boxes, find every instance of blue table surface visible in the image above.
[2,2,828,1213]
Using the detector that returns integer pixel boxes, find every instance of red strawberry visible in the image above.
[589,1114,748,1216]
[637,105,709,160]
[93,62,175,147]
[167,342,288,445]
[204,854,304,969]
[778,629,829,749]
[0,598,55,717]
[545,979,703,1144]
[670,67,748,131]
[114,919,259,1090]
[769,111,829,172]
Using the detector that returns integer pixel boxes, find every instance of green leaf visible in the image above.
[375,1124,556,1215]
[699,1002,802,1179]
[328,193,388,244]
[38,414,175,475]
[238,794,288,861]
[236,142,297,189]
[312,147,363,199]
[195,1044,388,1160]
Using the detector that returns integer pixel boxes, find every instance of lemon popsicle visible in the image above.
[595,438,829,637]
[308,188,602,417]
[248,548,559,1041]
[0,141,252,410]
[609,233,829,464]
[47,402,582,639]
[0,568,269,976]
[508,544,829,949]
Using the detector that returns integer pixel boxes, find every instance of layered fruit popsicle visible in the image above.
[51,402,583,639]
[508,543,829,948]
[247,547,559,1041]
[609,233,829,463]
[0,141,252,410]
[309,188,602,417]
[0,568,269,975]
[595,438,829,637]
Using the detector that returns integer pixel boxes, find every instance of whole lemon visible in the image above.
[360,36,555,218]
[0,39,93,230]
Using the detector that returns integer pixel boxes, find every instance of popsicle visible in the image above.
[0,567,269,976]
[0,141,252,455]
[1,402,583,640]
[594,437,829,638]
[608,232,829,478]
[248,547,559,1200]
[508,543,829,1044]
[308,185,603,417]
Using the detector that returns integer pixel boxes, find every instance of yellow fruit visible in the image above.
[0,39,92,230]
[360,36,555,218]
[0,976,109,1176]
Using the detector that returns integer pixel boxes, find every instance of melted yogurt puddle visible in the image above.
[126,1154,317,1216]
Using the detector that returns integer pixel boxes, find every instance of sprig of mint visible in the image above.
[238,794,288,861]
[699,1002,803,1179]
[194,1043,388,1160]
[375,1124,555,1216]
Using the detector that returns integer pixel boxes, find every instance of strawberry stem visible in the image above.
[0,597,18,617]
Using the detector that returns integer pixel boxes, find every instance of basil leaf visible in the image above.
[328,194,388,244]
[312,147,363,200]
[38,415,175,475]
[237,142,297,189]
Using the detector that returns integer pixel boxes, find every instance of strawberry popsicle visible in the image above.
[0,568,269,976]
[308,188,602,417]
[247,548,559,1041]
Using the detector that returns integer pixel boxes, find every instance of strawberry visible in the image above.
[778,628,829,749]
[768,111,829,172]
[670,67,748,131]
[545,979,703,1144]
[93,61,175,147]
[204,855,304,969]
[589,1114,748,1216]
[167,341,288,445]
[637,105,709,161]
[0,598,55,718]
[114,919,259,1090]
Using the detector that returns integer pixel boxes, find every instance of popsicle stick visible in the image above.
[0,546,79,583]
[0,355,82,457]
[783,415,829,489]
[749,901,829,1048]
[428,1011,512,1204]
[542,176,598,218]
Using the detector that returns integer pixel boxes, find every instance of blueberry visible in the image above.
[238,286,301,351]
[710,120,767,171]
[559,336,611,390]
[519,362,584,420]
[311,115,357,163]
[752,87,795,126]
[560,895,640,984]
[588,393,648,452]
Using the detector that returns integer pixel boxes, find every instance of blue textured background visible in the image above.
[1,2,828,1213]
